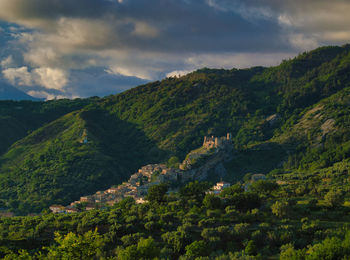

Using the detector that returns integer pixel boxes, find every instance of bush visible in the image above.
[146,183,169,203]
[324,189,344,208]
[271,201,289,218]
[203,194,221,209]
[185,240,210,257]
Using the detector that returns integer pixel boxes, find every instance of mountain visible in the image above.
[0,98,98,155]
[0,44,349,214]
[0,81,41,101]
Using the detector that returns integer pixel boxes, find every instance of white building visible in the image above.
[212,181,231,194]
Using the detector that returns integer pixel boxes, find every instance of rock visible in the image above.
[265,114,280,126]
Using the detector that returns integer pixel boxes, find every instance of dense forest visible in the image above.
[0,45,349,214]
[0,44,349,258]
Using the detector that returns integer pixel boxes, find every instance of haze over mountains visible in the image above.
[0,81,41,101]
[0,44,349,214]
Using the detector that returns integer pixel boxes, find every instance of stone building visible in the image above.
[203,133,232,149]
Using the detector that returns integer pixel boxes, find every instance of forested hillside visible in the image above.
[0,98,97,155]
[0,44,350,214]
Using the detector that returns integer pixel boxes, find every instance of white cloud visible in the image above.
[106,66,153,80]
[26,90,56,100]
[288,34,319,51]
[278,14,294,27]
[166,70,192,78]
[26,90,76,100]
[2,66,68,90]
[33,67,68,90]
[0,56,15,68]
[2,66,34,86]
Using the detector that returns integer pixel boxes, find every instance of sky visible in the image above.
[0,0,350,99]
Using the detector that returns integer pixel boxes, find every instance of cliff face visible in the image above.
[182,148,233,182]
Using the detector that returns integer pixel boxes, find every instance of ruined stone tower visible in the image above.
[203,133,232,149]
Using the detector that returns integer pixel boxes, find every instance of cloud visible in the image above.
[287,34,318,51]
[2,66,34,86]
[2,66,68,90]
[166,70,192,78]
[26,90,62,100]
[66,68,149,97]
[34,67,68,90]
[0,0,350,98]
[185,52,294,70]
[2,65,149,99]
[0,55,14,68]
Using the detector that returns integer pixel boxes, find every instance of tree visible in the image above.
[306,237,344,260]
[137,237,160,259]
[167,156,180,168]
[185,240,209,257]
[245,240,257,255]
[220,183,244,197]
[224,192,261,212]
[324,189,344,208]
[117,245,139,260]
[45,229,103,259]
[280,244,306,260]
[249,180,279,194]
[118,237,159,260]
[146,183,169,203]
[162,231,189,253]
[271,200,289,218]
[179,181,211,204]
[203,194,221,209]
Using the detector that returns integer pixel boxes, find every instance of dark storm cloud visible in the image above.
[0,0,349,99]
[0,0,288,53]
[0,0,115,21]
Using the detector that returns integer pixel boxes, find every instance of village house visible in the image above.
[80,196,94,203]
[106,200,120,206]
[49,205,65,214]
[213,181,231,194]
[107,187,119,194]
[85,204,96,211]
[136,197,147,204]
[62,134,234,212]
[65,207,79,213]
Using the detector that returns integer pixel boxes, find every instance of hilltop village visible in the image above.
[50,133,264,213]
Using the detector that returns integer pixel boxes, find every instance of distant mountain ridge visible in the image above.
[0,44,349,214]
[0,81,42,101]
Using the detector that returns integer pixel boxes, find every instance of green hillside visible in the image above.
[0,107,164,214]
[0,98,97,155]
[0,44,350,213]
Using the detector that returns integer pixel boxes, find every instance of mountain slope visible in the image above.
[0,106,165,213]
[102,45,350,155]
[0,44,350,213]
[0,98,97,155]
